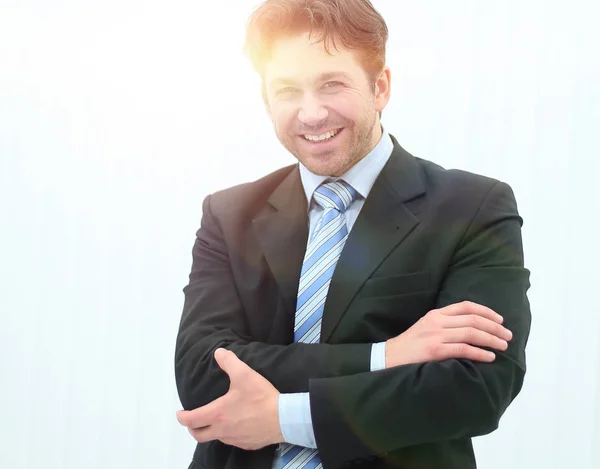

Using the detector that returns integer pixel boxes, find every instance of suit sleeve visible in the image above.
[278,341,388,448]
[309,181,532,468]
[175,194,372,411]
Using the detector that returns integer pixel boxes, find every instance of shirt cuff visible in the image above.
[370,341,387,371]
[278,393,317,448]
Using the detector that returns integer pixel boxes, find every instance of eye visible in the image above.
[275,87,299,96]
[323,81,343,89]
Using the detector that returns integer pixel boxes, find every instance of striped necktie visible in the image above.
[279,180,357,469]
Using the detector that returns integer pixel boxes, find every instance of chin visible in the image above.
[299,154,347,177]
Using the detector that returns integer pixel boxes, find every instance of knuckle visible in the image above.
[419,316,431,330]
[463,327,475,341]
[427,316,440,330]
[424,310,437,322]
[427,311,442,327]
[427,341,442,356]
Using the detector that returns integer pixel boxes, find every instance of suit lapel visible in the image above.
[251,136,426,343]
[320,136,427,342]
[252,166,308,324]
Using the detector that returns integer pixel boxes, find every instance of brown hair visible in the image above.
[243,0,388,83]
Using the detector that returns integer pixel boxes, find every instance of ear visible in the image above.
[374,66,391,114]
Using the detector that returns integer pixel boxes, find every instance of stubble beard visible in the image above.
[278,110,378,177]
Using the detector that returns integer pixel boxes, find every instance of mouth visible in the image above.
[299,127,344,146]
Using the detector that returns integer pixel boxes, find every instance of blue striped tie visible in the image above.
[279,180,357,469]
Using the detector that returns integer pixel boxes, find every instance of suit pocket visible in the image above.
[359,271,432,299]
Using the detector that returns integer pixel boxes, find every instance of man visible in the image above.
[174,1,531,468]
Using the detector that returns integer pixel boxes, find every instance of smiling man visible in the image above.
[263,34,387,178]
[174,1,531,469]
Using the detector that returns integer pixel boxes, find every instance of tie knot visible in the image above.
[313,180,357,213]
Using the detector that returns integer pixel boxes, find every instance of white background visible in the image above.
[1,1,599,468]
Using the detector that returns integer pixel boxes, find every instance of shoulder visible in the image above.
[419,156,498,194]
[413,155,517,212]
[387,136,516,210]
[204,163,297,217]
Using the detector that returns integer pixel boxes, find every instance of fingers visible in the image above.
[429,301,513,363]
[176,399,221,429]
[214,348,237,374]
[214,348,252,379]
[189,425,215,443]
[438,301,504,324]
[442,327,508,352]
[443,314,513,342]
[438,343,497,363]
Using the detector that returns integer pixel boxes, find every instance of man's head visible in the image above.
[244,0,391,177]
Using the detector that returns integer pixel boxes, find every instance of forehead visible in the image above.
[264,31,366,86]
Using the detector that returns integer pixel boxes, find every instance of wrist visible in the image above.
[272,392,284,444]
[384,340,389,368]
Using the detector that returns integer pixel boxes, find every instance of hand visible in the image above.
[176,348,284,450]
[385,301,513,368]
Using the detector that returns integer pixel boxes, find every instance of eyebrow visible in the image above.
[269,71,353,88]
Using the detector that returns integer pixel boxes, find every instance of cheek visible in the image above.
[326,92,365,122]
[270,103,296,132]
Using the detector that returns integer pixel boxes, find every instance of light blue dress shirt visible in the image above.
[273,128,394,464]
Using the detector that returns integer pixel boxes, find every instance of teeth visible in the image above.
[304,129,339,142]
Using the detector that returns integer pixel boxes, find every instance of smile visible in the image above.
[303,128,342,142]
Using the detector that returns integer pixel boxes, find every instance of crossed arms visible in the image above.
[174,180,531,466]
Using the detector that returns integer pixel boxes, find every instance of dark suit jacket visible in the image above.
[175,135,531,469]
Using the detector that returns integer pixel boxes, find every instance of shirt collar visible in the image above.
[299,127,394,207]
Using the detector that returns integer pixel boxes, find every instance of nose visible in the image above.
[297,93,328,126]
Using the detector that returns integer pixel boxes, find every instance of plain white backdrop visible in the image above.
[1,1,599,468]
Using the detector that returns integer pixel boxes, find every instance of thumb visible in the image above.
[214,348,238,375]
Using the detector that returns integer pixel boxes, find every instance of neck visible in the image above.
[370,120,383,146]
[359,121,384,164]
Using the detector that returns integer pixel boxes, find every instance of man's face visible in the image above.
[263,32,390,177]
